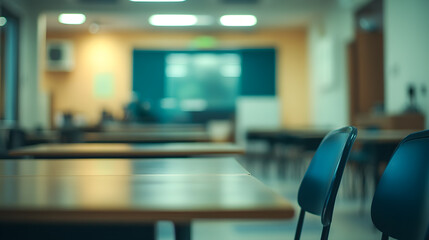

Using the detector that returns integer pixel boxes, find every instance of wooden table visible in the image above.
[246,127,417,180]
[24,130,58,144]
[248,127,413,143]
[356,129,416,185]
[24,124,209,144]
[9,143,245,158]
[0,158,294,240]
[101,123,206,133]
[246,127,329,177]
[247,127,329,139]
[83,131,211,143]
[356,129,412,143]
[247,127,329,152]
[0,157,250,176]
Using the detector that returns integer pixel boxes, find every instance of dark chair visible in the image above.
[371,130,429,240]
[245,131,279,176]
[295,126,357,240]
[6,127,27,149]
[59,127,83,143]
[0,129,7,158]
[347,127,379,202]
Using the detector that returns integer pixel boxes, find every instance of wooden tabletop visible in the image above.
[25,131,58,143]
[83,131,211,143]
[102,123,206,133]
[247,127,416,143]
[356,129,414,143]
[247,127,330,140]
[24,125,211,144]
[0,157,249,176]
[0,158,294,223]
[9,143,245,158]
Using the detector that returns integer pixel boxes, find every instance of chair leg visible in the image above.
[277,152,287,179]
[381,233,389,240]
[321,224,331,240]
[174,222,191,240]
[294,209,305,240]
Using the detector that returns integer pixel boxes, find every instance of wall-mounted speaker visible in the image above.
[46,40,74,72]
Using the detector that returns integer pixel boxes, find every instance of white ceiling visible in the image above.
[21,0,367,32]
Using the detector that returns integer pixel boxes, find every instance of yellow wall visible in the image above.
[44,29,309,127]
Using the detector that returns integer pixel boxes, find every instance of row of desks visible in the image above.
[9,142,244,158]
[5,125,412,239]
[29,127,411,145]
[27,130,212,144]
[246,127,415,185]
[25,124,212,145]
[247,127,413,143]
[0,158,294,223]
[1,132,295,240]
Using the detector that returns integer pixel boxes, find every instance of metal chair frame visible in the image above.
[371,130,429,240]
[294,126,357,240]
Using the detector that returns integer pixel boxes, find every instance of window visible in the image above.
[0,7,19,124]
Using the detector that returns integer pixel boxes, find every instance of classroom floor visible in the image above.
[158,156,382,240]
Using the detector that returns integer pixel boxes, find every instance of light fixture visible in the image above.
[130,0,185,1]
[219,15,257,27]
[58,13,86,25]
[0,17,7,27]
[149,14,197,26]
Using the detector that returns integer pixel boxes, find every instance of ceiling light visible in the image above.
[58,13,86,25]
[130,0,185,2]
[220,15,257,27]
[149,14,197,26]
[0,17,7,27]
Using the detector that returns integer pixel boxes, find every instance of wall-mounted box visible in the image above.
[46,40,74,72]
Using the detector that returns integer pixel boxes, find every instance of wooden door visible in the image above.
[348,31,385,124]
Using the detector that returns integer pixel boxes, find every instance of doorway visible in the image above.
[348,0,384,125]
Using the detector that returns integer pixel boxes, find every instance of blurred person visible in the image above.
[124,92,156,123]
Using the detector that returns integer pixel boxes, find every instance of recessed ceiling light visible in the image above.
[0,17,7,27]
[220,15,257,27]
[58,13,86,25]
[149,14,197,26]
[130,0,185,2]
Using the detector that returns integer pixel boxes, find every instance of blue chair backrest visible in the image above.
[371,130,429,240]
[297,126,357,226]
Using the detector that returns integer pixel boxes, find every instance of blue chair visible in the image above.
[371,130,429,240]
[295,126,357,240]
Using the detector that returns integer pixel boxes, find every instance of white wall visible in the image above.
[307,6,355,128]
[384,0,429,128]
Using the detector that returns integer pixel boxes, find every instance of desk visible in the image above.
[247,127,328,141]
[246,127,415,181]
[102,123,206,133]
[0,157,249,176]
[246,127,329,177]
[357,129,412,143]
[9,143,245,158]
[25,130,58,144]
[247,127,329,153]
[248,128,411,146]
[83,131,211,143]
[0,158,294,240]
[356,129,414,185]
[24,125,209,145]
[0,175,293,222]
